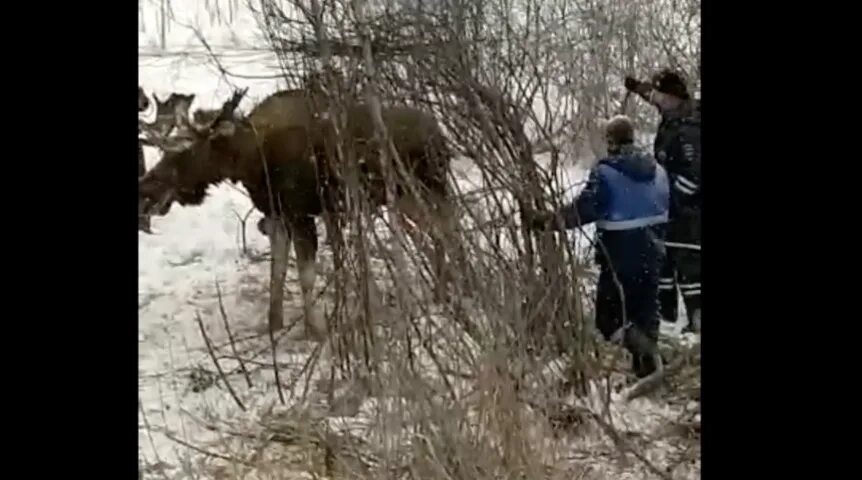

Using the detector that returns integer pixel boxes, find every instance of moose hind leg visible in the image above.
[267,218,292,332]
[292,216,325,340]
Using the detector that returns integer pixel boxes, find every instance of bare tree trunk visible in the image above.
[159,0,167,50]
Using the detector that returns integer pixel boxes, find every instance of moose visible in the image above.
[139,88,455,339]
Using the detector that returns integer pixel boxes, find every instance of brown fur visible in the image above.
[139,89,454,336]
[192,108,224,126]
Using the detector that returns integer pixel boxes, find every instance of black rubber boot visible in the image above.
[624,325,665,379]
[682,308,701,333]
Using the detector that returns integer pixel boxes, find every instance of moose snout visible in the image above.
[138,179,158,202]
[138,179,174,216]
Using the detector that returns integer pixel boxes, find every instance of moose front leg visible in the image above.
[394,193,454,303]
[291,216,325,341]
[430,186,461,298]
[266,217,292,332]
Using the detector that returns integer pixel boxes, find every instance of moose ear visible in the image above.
[211,120,236,138]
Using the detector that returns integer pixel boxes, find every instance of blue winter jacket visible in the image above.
[557,146,670,279]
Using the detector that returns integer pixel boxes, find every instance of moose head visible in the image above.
[139,88,249,216]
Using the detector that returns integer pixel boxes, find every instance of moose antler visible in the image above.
[208,88,249,129]
[140,90,247,150]
[140,93,197,138]
[173,99,204,138]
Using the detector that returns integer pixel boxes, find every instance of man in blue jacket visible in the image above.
[529,115,670,378]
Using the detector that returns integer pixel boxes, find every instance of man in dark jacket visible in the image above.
[625,69,701,333]
[529,115,670,378]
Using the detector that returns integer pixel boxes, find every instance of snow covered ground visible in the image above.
[138,3,699,478]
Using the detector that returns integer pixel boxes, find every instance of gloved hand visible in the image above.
[624,76,642,92]
[525,210,558,231]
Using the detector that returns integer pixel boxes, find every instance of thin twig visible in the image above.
[268,321,286,405]
[299,343,325,405]
[159,427,256,467]
[281,341,324,405]
[138,400,171,480]
[194,311,246,412]
[215,280,253,388]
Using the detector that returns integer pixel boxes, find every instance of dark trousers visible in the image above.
[595,269,661,378]
[658,245,701,324]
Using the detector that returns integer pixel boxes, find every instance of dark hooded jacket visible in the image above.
[654,99,701,246]
[557,145,670,279]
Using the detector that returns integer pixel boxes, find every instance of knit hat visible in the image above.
[651,68,690,100]
[605,115,635,146]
